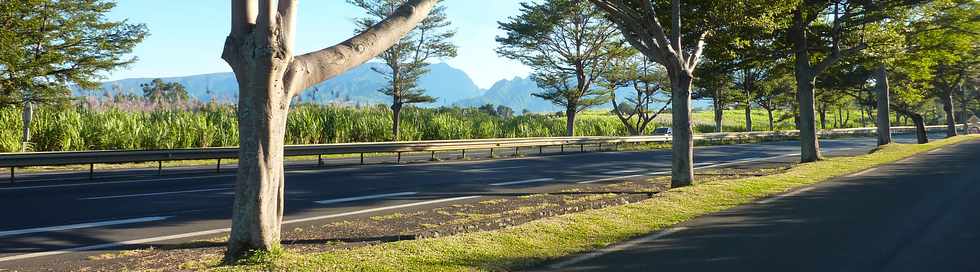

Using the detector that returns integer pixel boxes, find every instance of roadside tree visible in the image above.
[0,0,146,151]
[219,0,438,262]
[351,0,457,141]
[497,0,621,136]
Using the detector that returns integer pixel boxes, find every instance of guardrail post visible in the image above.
[560,145,564,153]
[538,146,543,155]
[216,159,221,173]
[430,151,436,161]
[580,144,585,152]
[9,167,13,183]
[598,143,602,151]
[318,154,323,167]
[397,152,402,164]
[158,161,163,175]
[462,149,466,159]
[514,147,519,157]
[489,148,494,158]
[89,164,94,180]
[360,153,365,165]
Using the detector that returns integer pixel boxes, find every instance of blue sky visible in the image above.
[106,0,531,89]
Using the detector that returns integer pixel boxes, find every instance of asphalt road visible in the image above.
[541,138,980,272]
[0,134,933,269]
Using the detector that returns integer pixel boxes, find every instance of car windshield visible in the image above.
[654,128,669,134]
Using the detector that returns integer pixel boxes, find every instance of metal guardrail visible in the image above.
[0,125,951,182]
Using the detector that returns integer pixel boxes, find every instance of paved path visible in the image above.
[541,138,980,272]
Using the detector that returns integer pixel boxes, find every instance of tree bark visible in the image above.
[744,103,753,132]
[767,108,775,131]
[941,92,957,137]
[819,106,827,129]
[713,93,723,132]
[670,70,694,188]
[910,113,928,144]
[21,101,33,152]
[565,105,576,137]
[391,102,403,141]
[875,64,891,146]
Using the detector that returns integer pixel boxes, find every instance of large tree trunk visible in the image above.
[791,10,822,163]
[391,102,403,141]
[910,113,928,144]
[961,95,970,131]
[941,92,957,137]
[795,75,822,162]
[875,64,891,146]
[767,108,775,131]
[565,105,576,136]
[670,70,694,188]
[744,103,753,132]
[818,106,827,129]
[713,94,723,132]
[21,101,33,152]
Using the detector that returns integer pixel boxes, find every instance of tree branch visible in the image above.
[285,0,437,97]
[812,43,867,75]
[230,0,257,36]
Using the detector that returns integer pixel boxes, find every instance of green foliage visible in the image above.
[0,0,147,106]
[141,79,190,104]
[496,0,618,113]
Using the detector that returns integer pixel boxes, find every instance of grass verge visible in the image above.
[185,135,975,271]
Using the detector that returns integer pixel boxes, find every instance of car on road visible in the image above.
[653,127,672,136]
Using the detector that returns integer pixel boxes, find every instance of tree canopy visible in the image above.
[0,0,147,106]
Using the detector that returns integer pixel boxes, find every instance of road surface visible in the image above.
[542,138,980,272]
[0,134,932,269]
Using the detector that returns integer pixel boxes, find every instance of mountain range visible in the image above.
[80,62,565,113]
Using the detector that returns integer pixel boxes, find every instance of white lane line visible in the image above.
[0,196,482,263]
[927,148,944,154]
[696,153,800,170]
[0,216,171,238]
[490,178,555,186]
[756,187,815,204]
[462,166,526,173]
[847,168,877,178]
[315,192,418,205]
[694,162,714,167]
[548,227,688,269]
[0,174,235,191]
[577,174,645,184]
[602,169,645,175]
[289,196,481,225]
[80,187,232,200]
[0,227,230,263]
[578,153,799,184]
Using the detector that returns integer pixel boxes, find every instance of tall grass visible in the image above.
[0,103,870,153]
[1,104,630,152]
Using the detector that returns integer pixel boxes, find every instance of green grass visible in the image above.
[192,135,978,272]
